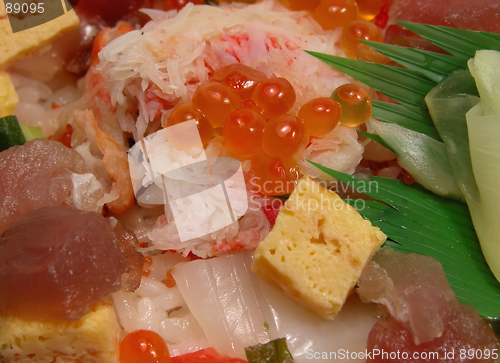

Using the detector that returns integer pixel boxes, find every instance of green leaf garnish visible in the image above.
[245,338,294,363]
[308,161,500,319]
[306,50,434,110]
[396,21,500,60]
[360,40,465,83]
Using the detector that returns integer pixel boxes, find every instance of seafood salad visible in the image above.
[1,0,500,362]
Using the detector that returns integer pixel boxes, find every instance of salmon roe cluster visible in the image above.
[166,64,372,195]
[278,0,387,61]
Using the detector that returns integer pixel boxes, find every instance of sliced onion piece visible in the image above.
[171,253,269,357]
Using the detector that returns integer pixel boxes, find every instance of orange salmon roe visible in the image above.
[275,0,386,56]
[167,103,213,145]
[211,63,267,100]
[251,78,296,118]
[120,330,170,363]
[144,256,153,266]
[355,0,382,21]
[252,154,300,195]
[223,106,266,157]
[341,20,384,59]
[142,256,152,277]
[165,270,176,288]
[242,98,265,115]
[262,114,304,158]
[331,83,372,127]
[192,82,242,128]
[298,97,341,136]
[176,62,377,196]
[312,0,359,30]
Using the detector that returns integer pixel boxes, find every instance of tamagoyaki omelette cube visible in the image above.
[252,176,386,320]
[0,303,120,363]
[0,0,79,68]
[0,71,18,117]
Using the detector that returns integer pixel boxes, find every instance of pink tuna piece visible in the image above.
[388,0,500,33]
[0,206,125,321]
[0,139,89,234]
[357,248,456,344]
[357,248,499,362]
[366,307,498,363]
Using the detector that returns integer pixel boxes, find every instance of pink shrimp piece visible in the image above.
[73,109,134,214]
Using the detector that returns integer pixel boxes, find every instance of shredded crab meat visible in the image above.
[146,199,270,258]
[298,125,364,180]
[97,1,351,139]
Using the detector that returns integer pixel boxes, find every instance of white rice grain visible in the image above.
[112,290,140,333]
[152,287,186,311]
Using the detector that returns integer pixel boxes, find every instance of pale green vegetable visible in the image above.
[425,69,480,201]
[468,50,500,116]
[465,50,500,281]
[367,119,462,200]
[19,122,44,141]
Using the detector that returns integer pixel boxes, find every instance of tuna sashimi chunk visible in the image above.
[389,0,500,33]
[357,249,499,362]
[357,248,456,344]
[0,206,125,321]
[366,307,499,363]
[0,139,89,234]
